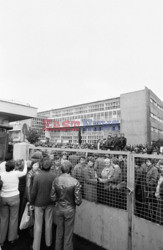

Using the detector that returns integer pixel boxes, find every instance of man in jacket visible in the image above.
[72,156,87,198]
[51,160,82,250]
[30,157,55,250]
[145,158,158,221]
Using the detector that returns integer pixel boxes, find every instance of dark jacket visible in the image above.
[0,177,3,190]
[146,165,158,192]
[30,170,55,206]
[51,173,82,210]
[26,168,41,202]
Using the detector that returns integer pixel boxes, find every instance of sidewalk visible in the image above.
[2,228,106,250]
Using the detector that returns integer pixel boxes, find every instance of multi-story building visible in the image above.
[38,87,163,145]
[39,97,120,144]
[9,87,163,146]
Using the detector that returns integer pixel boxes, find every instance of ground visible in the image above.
[2,226,105,250]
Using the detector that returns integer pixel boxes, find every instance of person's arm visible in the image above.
[148,168,158,187]
[109,167,122,183]
[50,179,57,202]
[72,165,77,178]
[26,171,34,202]
[30,176,38,205]
[0,176,3,190]
[16,160,27,177]
[84,169,97,185]
[74,181,82,206]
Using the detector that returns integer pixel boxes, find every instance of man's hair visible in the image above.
[42,158,52,171]
[54,155,61,161]
[61,160,72,174]
[80,156,86,160]
[145,158,153,164]
[6,160,15,172]
[88,156,95,163]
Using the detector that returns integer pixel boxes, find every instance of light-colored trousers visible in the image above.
[0,194,20,244]
[55,207,75,250]
[33,205,54,250]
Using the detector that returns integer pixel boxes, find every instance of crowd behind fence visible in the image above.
[28,147,163,225]
[1,146,163,244]
[28,148,128,210]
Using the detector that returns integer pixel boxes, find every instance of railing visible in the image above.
[27,146,163,250]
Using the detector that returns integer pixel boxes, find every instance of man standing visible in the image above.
[72,156,86,198]
[145,158,158,221]
[51,155,62,177]
[30,157,55,250]
[51,160,82,250]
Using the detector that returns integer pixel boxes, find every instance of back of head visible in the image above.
[61,160,72,174]
[6,160,15,172]
[42,157,52,171]
[31,151,43,163]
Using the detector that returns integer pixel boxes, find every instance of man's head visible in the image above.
[119,155,123,161]
[6,160,15,172]
[62,152,68,160]
[61,160,72,174]
[42,158,52,171]
[49,154,54,160]
[31,151,43,163]
[145,159,152,167]
[88,157,95,168]
[54,156,61,166]
[104,158,111,167]
[80,156,86,165]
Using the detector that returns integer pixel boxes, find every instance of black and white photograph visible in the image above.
[0,0,163,250]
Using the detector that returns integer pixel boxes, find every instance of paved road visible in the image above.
[2,227,105,250]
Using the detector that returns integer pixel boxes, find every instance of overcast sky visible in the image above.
[0,0,163,112]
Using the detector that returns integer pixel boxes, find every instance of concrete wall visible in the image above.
[132,216,163,250]
[120,90,148,145]
[74,200,128,250]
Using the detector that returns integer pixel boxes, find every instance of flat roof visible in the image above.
[38,96,120,114]
[0,98,37,109]
[0,112,36,122]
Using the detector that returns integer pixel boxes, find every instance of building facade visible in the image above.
[38,87,163,145]
[39,97,121,144]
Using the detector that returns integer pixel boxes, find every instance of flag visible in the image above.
[78,127,82,145]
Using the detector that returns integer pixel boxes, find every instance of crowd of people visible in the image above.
[0,148,163,250]
[0,151,82,250]
[135,158,163,223]
[34,134,163,155]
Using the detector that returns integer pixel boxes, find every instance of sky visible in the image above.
[0,0,163,112]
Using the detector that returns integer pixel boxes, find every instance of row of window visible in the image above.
[151,127,163,135]
[51,110,120,123]
[48,101,120,117]
[150,113,163,123]
[150,98,163,111]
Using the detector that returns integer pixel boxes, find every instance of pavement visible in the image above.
[2,226,106,250]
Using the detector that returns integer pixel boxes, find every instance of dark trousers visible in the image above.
[55,207,75,250]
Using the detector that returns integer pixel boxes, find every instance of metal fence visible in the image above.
[28,147,128,210]
[27,146,163,250]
